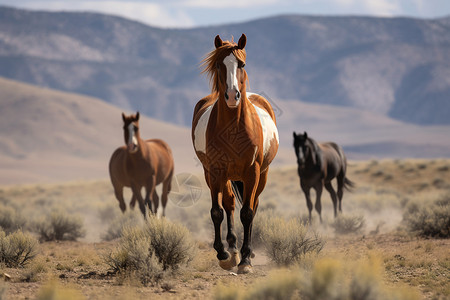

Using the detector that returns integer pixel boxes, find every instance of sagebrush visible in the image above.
[260,214,324,266]
[0,229,38,267]
[105,216,196,285]
[34,209,86,241]
[330,214,366,235]
[403,194,450,238]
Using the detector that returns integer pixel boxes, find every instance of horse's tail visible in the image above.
[344,177,355,191]
[231,181,244,207]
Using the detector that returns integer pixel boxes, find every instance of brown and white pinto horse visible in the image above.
[192,34,279,274]
[109,112,174,217]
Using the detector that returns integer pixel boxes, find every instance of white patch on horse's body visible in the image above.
[223,53,239,93]
[193,101,216,154]
[248,93,279,158]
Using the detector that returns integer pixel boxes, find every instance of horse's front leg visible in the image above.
[238,166,261,274]
[220,181,240,269]
[207,170,230,267]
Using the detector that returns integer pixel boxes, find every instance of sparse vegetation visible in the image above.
[105,216,196,285]
[1,159,449,299]
[0,204,27,233]
[403,194,450,238]
[330,214,366,234]
[0,229,38,267]
[260,214,324,266]
[101,210,143,241]
[34,209,86,241]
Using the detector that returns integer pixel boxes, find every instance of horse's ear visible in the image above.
[237,34,246,49]
[303,131,308,139]
[214,35,223,48]
[293,131,297,139]
[135,111,140,121]
[122,113,126,122]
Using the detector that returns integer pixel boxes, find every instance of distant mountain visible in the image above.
[1,76,449,185]
[0,6,449,126]
[0,76,194,185]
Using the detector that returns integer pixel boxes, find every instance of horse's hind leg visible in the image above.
[129,194,136,209]
[314,184,324,223]
[161,175,172,217]
[114,186,126,212]
[131,184,146,218]
[152,189,159,216]
[324,182,338,218]
[336,173,345,213]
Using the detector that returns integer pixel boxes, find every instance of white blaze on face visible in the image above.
[223,53,240,106]
[128,123,138,153]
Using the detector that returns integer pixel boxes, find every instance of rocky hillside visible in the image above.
[1,6,449,126]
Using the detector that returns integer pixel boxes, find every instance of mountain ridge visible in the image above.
[1,6,449,126]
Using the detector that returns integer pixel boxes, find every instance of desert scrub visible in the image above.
[34,209,86,241]
[105,216,196,285]
[0,204,26,233]
[299,256,420,300]
[260,214,324,266]
[101,210,143,241]
[330,214,366,235]
[0,229,38,267]
[214,256,420,300]
[214,269,300,300]
[403,194,450,238]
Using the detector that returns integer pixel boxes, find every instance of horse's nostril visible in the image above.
[236,91,241,100]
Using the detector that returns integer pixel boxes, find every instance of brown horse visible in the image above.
[109,112,174,217]
[192,34,279,274]
[293,131,354,223]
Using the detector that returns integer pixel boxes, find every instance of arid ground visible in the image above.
[1,159,449,299]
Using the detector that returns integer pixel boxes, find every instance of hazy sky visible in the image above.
[0,0,448,28]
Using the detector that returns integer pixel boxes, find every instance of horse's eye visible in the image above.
[238,62,245,69]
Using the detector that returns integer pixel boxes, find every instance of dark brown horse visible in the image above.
[293,131,354,223]
[192,34,279,274]
[109,112,174,217]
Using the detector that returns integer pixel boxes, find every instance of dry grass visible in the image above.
[0,159,449,299]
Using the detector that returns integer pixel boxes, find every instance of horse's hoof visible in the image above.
[218,250,240,270]
[237,264,253,274]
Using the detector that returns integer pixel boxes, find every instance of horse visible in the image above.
[192,34,279,274]
[293,131,354,223]
[109,112,174,217]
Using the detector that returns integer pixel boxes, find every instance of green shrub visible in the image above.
[105,217,196,286]
[0,205,26,233]
[260,215,324,266]
[330,214,366,235]
[0,229,38,267]
[403,194,450,238]
[34,209,86,241]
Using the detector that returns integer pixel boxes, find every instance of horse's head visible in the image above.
[202,34,248,108]
[122,112,140,153]
[293,131,321,169]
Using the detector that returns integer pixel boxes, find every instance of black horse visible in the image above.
[293,131,354,223]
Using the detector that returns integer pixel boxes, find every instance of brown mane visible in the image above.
[201,38,247,94]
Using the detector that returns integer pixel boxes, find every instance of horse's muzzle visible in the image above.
[225,89,241,108]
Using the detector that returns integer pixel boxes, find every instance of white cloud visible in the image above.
[363,0,400,16]
[7,1,195,28]
[183,0,279,9]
